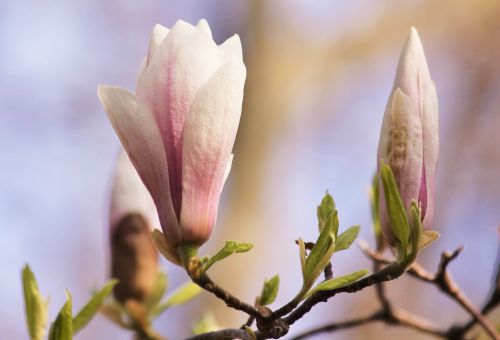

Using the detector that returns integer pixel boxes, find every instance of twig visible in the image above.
[284,264,402,326]
[448,239,500,338]
[290,307,449,340]
[289,310,384,340]
[185,328,252,340]
[361,243,500,340]
[192,274,260,319]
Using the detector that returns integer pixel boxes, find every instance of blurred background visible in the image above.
[1,0,500,339]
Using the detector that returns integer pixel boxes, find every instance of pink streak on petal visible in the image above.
[136,21,222,220]
[180,61,246,244]
[97,85,181,246]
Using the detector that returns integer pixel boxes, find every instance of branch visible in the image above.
[361,243,500,340]
[192,274,261,319]
[284,263,402,326]
[290,307,449,340]
[448,237,500,338]
[186,329,252,340]
[289,310,384,340]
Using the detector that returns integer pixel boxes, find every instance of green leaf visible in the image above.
[151,282,202,318]
[203,241,253,272]
[259,275,280,306]
[418,231,440,250]
[49,291,73,340]
[335,225,360,252]
[191,313,220,335]
[72,280,117,334]
[22,265,48,340]
[304,212,337,286]
[380,162,410,249]
[145,272,168,310]
[298,238,307,278]
[306,269,369,298]
[409,200,422,254]
[151,229,182,265]
[317,192,335,231]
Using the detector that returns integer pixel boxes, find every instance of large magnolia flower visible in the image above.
[99,20,246,250]
[377,27,439,244]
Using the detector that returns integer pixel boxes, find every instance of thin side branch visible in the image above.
[192,274,261,319]
[186,329,252,340]
[361,243,500,340]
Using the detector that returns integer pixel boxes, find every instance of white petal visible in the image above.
[180,61,246,243]
[196,19,212,38]
[97,85,181,245]
[146,24,170,65]
[219,34,243,62]
[110,150,160,232]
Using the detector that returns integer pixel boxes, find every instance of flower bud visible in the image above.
[98,20,246,258]
[110,152,158,304]
[377,27,439,245]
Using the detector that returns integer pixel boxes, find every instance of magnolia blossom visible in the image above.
[377,27,439,244]
[98,20,246,249]
[110,151,158,303]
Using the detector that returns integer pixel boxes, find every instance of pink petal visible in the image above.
[180,61,246,243]
[421,82,439,230]
[97,85,181,245]
[378,88,423,243]
[136,20,222,219]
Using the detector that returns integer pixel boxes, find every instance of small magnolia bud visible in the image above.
[111,214,158,304]
[377,27,439,245]
[109,152,158,304]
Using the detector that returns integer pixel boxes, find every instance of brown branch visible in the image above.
[290,306,449,340]
[448,238,500,338]
[361,243,500,340]
[283,263,403,326]
[185,328,252,340]
[192,274,261,319]
[289,310,384,340]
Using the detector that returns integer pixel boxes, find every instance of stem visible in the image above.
[186,329,252,340]
[178,241,199,271]
[192,273,260,318]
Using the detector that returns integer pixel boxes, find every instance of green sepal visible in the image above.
[317,192,336,232]
[409,201,422,254]
[49,291,73,340]
[380,161,410,250]
[335,225,360,252]
[72,280,117,334]
[151,282,202,318]
[259,275,280,306]
[22,265,48,340]
[151,229,182,265]
[305,269,369,299]
[203,241,253,272]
